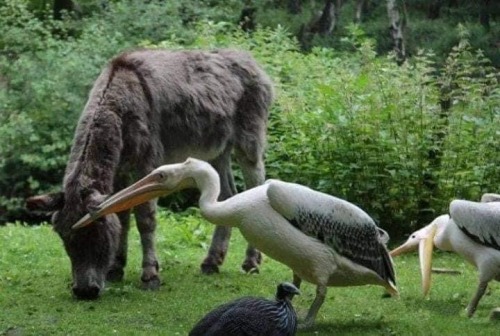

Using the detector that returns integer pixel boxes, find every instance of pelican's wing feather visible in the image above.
[450,200,500,251]
[266,180,395,284]
[481,193,500,203]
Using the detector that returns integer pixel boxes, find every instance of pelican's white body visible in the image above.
[434,216,500,278]
[393,197,500,317]
[203,181,390,288]
[85,158,396,328]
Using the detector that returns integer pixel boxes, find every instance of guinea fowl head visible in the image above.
[276,282,300,301]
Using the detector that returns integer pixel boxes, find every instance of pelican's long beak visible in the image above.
[390,224,437,297]
[419,224,437,297]
[72,170,193,230]
[390,240,416,257]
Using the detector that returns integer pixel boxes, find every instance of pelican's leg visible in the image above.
[299,285,327,329]
[466,280,488,317]
[290,273,302,302]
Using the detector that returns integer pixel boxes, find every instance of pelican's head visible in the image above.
[481,193,500,203]
[390,214,450,297]
[72,158,210,230]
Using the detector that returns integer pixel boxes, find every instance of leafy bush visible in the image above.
[0,1,241,222]
[1,2,498,238]
[159,23,499,234]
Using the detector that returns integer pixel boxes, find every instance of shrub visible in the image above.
[1,5,498,237]
[0,1,240,222]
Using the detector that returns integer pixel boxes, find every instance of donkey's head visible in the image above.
[26,190,121,300]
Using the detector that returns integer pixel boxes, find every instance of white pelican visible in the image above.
[390,194,500,317]
[73,158,398,328]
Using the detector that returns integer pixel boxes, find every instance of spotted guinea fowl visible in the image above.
[189,282,300,336]
[73,158,398,328]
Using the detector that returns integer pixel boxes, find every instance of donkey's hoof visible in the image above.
[200,262,220,275]
[106,268,124,282]
[241,261,260,274]
[141,275,161,290]
[241,252,262,274]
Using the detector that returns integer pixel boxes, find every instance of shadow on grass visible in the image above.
[403,296,464,316]
[298,320,391,335]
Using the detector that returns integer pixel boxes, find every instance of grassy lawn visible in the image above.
[1,210,498,335]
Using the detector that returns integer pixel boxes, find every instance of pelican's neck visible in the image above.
[434,221,453,251]
[192,166,232,226]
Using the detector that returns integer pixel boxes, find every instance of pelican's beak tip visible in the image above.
[72,214,94,230]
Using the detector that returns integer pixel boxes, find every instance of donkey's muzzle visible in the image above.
[72,284,101,300]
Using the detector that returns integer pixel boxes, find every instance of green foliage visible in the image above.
[156,208,211,249]
[149,23,499,234]
[0,1,127,221]
[0,1,242,222]
[436,32,500,205]
[0,0,56,55]
[1,220,500,335]
[0,2,498,236]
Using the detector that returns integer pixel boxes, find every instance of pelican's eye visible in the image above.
[411,234,416,239]
[157,172,166,180]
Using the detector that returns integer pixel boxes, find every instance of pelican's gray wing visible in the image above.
[266,180,396,285]
[481,193,500,203]
[450,200,500,251]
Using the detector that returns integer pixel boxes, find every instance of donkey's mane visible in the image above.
[64,55,149,202]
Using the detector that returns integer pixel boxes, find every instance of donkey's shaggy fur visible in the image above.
[27,49,273,299]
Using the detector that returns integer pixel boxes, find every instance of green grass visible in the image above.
[1,211,499,335]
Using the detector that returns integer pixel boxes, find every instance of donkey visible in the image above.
[26,49,273,300]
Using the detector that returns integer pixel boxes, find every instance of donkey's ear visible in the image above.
[26,192,65,212]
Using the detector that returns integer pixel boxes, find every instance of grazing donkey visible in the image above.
[26,49,273,300]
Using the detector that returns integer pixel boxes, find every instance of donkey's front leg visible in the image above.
[135,200,161,290]
[107,209,131,282]
[201,151,238,274]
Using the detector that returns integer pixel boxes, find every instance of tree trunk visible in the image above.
[298,0,340,50]
[479,0,491,31]
[53,0,77,20]
[335,0,342,25]
[239,6,257,32]
[355,0,365,23]
[387,0,406,64]
[288,0,302,14]
[427,0,441,20]
[310,0,336,35]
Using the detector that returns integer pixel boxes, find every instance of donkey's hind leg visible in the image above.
[235,148,265,273]
[201,149,237,274]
